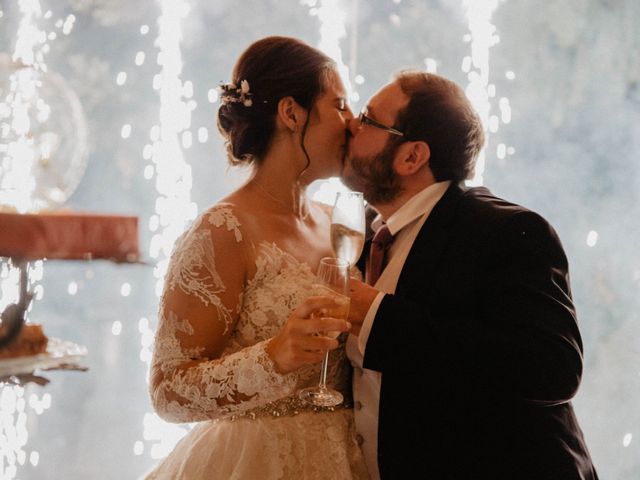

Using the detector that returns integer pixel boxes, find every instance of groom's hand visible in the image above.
[348,278,380,336]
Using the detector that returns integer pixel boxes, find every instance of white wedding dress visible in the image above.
[145,205,369,479]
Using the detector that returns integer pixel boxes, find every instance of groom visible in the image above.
[342,71,598,479]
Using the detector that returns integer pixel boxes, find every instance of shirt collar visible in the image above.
[371,180,451,236]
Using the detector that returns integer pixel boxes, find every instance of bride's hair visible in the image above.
[217,36,336,167]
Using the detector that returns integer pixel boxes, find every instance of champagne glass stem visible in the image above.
[297,256,347,407]
[318,351,330,390]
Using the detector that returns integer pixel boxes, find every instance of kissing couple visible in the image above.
[144,36,598,480]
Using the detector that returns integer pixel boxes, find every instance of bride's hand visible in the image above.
[266,296,351,374]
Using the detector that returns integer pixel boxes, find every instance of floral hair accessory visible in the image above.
[218,79,253,107]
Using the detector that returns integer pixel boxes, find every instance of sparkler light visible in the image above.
[303,0,356,205]
[148,0,197,297]
[0,5,86,213]
[462,0,504,186]
[1,3,71,477]
[142,0,195,460]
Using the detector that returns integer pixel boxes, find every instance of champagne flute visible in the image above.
[330,191,366,267]
[298,257,350,407]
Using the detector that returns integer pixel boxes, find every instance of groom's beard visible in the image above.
[343,140,403,206]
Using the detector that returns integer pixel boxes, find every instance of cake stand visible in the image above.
[0,210,140,383]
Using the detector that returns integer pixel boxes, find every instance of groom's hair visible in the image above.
[393,71,485,183]
[217,36,336,168]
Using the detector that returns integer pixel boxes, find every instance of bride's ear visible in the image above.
[277,96,304,133]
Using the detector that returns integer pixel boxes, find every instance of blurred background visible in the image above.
[0,0,638,478]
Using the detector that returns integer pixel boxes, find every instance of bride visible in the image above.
[145,36,370,479]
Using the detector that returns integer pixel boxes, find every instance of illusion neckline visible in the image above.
[245,241,315,287]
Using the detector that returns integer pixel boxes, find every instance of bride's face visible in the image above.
[301,69,353,179]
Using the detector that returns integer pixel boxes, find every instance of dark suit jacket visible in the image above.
[362,184,598,479]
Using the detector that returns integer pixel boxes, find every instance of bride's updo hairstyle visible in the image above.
[217,36,335,167]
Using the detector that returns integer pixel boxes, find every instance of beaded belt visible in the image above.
[228,394,353,421]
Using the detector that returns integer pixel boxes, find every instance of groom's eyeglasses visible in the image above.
[358,109,405,137]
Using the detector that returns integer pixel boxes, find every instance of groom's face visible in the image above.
[342,81,409,205]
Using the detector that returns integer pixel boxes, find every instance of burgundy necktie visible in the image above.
[366,224,394,285]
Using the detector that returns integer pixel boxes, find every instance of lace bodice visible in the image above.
[150,204,351,423]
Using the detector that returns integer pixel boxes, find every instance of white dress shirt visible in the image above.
[346,180,450,479]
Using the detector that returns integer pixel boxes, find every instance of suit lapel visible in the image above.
[395,183,465,294]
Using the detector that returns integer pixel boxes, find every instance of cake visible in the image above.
[0,323,48,359]
[0,211,139,262]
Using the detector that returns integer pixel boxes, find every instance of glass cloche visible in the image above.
[0,53,88,212]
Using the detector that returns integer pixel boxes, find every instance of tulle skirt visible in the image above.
[144,408,370,479]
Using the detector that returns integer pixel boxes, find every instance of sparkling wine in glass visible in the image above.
[298,257,350,407]
[330,191,365,267]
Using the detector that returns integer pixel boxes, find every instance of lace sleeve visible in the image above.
[149,206,299,423]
